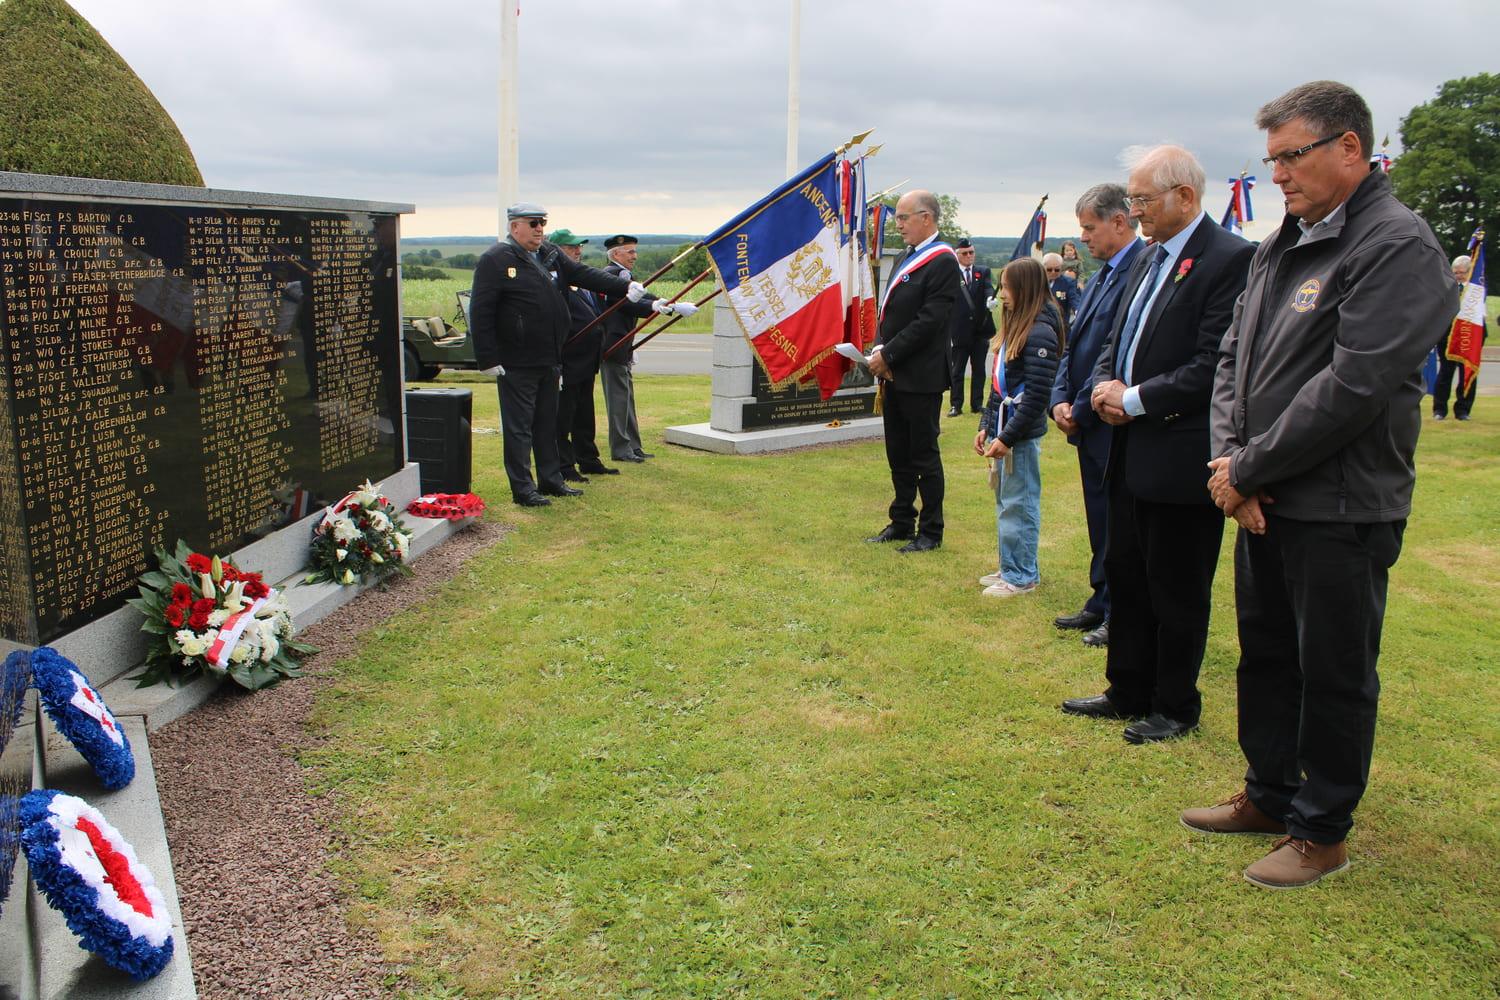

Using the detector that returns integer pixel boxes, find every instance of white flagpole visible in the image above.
[785,0,800,179]
[498,2,520,237]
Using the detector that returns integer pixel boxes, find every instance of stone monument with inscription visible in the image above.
[665,250,900,455]
[0,172,411,645]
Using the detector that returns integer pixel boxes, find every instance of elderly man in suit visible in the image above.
[549,230,618,483]
[1060,146,1254,743]
[1049,184,1145,648]
[947,238,995,418]
[866,189,962,553]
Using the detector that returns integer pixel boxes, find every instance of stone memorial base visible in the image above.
[665,300,883,455]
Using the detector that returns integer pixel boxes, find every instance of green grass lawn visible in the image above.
[305,377,1498,999]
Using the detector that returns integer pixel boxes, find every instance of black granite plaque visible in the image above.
[0,198,404,643]
[740,357,876,430]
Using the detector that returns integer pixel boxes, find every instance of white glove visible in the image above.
[671,301,698,318]
[626,281,647,303]
[480,364,504,377]
[651,298,674,315]
[985,296,997,310]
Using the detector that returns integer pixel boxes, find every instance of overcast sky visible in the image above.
[69,0,1499,242]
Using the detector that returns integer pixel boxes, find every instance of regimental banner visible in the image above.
[1446,231,1486,392]
[705,153,846,386]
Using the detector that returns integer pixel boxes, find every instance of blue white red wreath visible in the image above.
[30,647,135,791]
[0,649,33,914]
[20,790,174,980]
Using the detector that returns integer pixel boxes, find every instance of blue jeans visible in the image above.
[994,436,1042,586]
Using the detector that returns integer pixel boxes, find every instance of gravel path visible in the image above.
[150,519,509,1000]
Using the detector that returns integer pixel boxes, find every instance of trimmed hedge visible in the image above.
[0,0,203,186]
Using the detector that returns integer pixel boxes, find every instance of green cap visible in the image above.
[549,229,588,246]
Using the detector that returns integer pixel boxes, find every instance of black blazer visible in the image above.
[1092,215,1254,504]
[949,264,996,347]
[1051,238,1145,446]
[558,281,602,385]
[877,249,962,394]
[597,260,657,365]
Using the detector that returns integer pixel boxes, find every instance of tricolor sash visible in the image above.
[879,242,958,320]
[991,347,1023,438]
[205,593,274,669]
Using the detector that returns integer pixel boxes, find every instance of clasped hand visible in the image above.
[1090,379,1132,425]
[973,431,1009,459]
[1206,455,1273,534]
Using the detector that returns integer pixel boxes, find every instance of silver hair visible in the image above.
[1119,144,1207,201]
[1452,254,1472,270]
[1256,80,1374,159]
[1042,252,1064,267]
[1075,183,1138,230]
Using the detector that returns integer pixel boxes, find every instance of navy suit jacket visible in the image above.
[1091,215,1254,504]
[1050,238,1144,446]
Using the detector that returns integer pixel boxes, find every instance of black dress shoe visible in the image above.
[1082,621,1109,648]
[635,450,655,459]
[615,454,645,463]
[897,536,941,553]
[560,468,589,483]
[865,525,915,544]
[1054,609,1104,631]
[513,492,552,508]
[539,484,583,497]
[579,462,620,475]
[946,406,962,417]
[1060,693,1137,720]
[1123,713,1198,744]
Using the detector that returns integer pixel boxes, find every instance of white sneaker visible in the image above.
[978,571,1003,587]
[983,580,1038,598]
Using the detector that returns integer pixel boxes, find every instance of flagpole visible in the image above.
[497,1,519,237]
[613,268,715,344]
[563,243,705,347]
[785,0,800,179]
[616,287,724,358]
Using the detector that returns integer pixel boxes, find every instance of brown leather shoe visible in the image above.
[1181,791,1287,836]
[1244,836,1349,889]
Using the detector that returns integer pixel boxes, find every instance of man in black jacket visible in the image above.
[947,238,994,417]
[470,205,672,506]
[598,235,660,463]
[1186,81,1452,889]
[549,230,616,483]
[1061,145,1254,744]
[866,189,962,553]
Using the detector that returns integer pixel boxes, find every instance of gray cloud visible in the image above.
[68,0,1500,236]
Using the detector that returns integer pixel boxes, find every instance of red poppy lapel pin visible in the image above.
[1175,258,1194,283]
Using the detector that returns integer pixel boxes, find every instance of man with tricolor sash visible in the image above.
[864,190,962,553]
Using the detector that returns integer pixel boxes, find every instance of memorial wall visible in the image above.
[0,176,410,644]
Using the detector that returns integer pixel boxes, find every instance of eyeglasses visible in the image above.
[1262,133,1344,169]
[893,210,931,223]
[519,218,547,228]
[1044,267,1062,274]
[1127,190,1171,209]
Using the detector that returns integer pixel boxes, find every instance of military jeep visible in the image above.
[401,290,475,381]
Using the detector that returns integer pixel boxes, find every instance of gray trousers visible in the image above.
[600,358,641,459]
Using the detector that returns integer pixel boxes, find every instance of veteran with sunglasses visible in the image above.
[469,203,676,507]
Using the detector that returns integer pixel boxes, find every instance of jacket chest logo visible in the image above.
[507,266,517,278]
[1291,278,1321,313]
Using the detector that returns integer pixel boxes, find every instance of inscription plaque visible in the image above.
[0,196,404,643]
[739,359,876,430]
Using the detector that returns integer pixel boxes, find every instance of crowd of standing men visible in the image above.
[864,80,1454,889]
[468,208,696,507]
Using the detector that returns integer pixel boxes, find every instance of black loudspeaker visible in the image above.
[405,388,472,494]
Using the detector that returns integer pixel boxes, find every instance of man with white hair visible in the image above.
[1432,253,1484,420]
[1060,145,1254,744]
[1043,251,1081,323]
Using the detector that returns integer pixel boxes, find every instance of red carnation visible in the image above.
[170,582,192,604]
[188,610,210,631]
[164,604,185,627]
[244,580,270,599]
[191,597,216,615]
[221,565,240,582]
[185,554,212,574]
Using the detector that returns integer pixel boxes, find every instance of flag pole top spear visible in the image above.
[835,129,875,155]
[869,178,909,202]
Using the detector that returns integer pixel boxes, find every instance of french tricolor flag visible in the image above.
[705,153,847,386]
